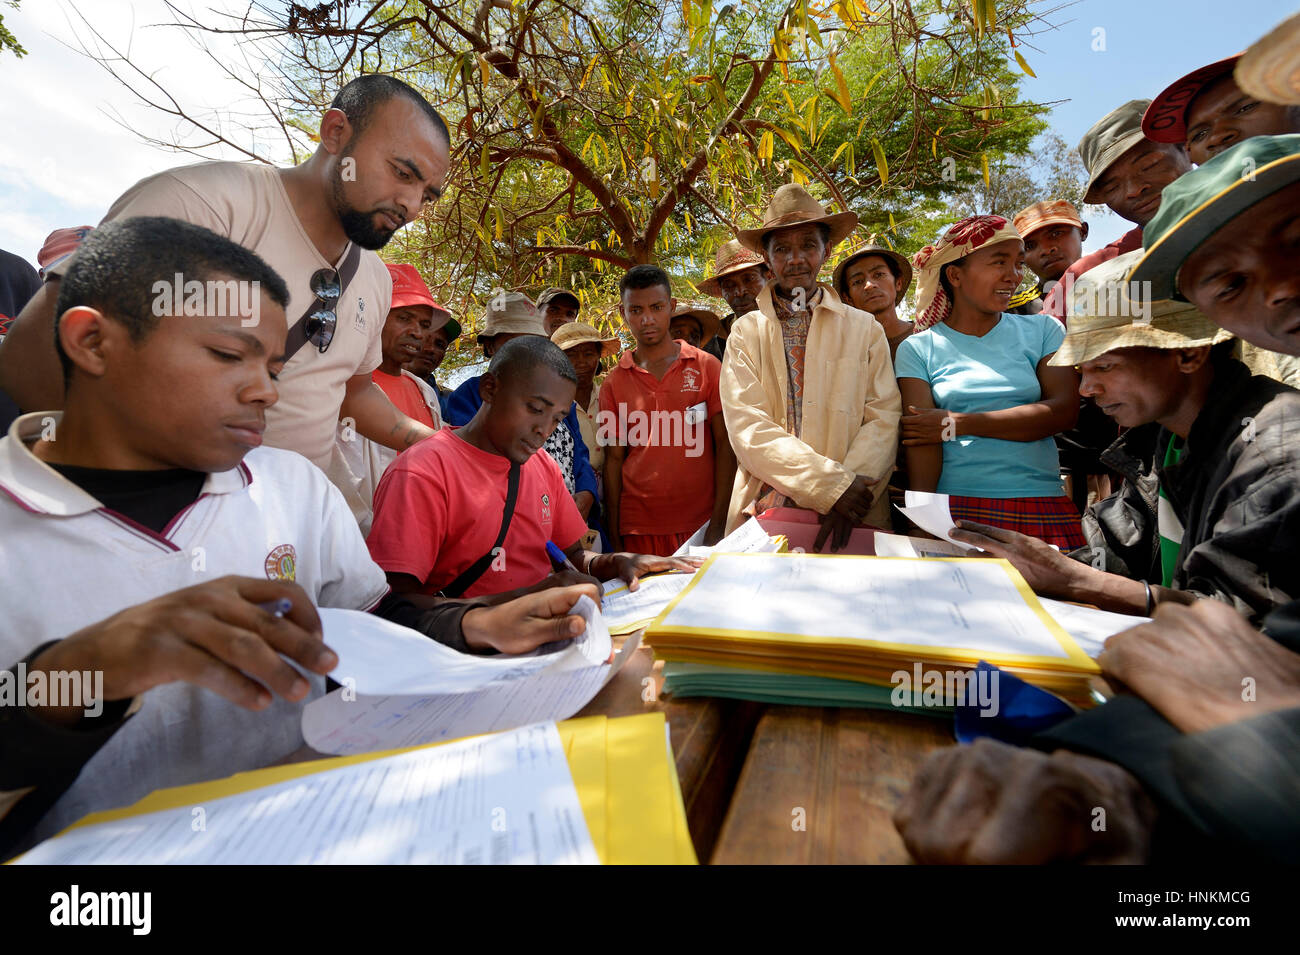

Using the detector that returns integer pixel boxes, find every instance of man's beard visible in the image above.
[332,169,399,250]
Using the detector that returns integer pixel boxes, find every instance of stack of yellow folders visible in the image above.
[644,552,1101,707]
[10,714,695,866]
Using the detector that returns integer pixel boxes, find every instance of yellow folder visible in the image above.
[20,714,696,866]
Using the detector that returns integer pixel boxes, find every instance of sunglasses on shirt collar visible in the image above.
[305,267,340,353]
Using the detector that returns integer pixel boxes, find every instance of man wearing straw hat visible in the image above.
[831,242,914,360]
[950,251,1300,628]
[896,253,1300,866]
[669,302,724,351]
[697,239,771,360]
[552,320,620,550]
[721,184,901,550]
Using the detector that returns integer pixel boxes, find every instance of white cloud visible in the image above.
[0,0,292,262]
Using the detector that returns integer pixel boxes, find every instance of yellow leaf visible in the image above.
[480,143,490,178]
[477,53,491,86]
[828,52,851,115]
[871,137,889,184]
[773,125,803,154]
[494,206,503,241]
[758,130,774,162]
[579,54,599,91]
[1014,50,1036,78]
[981,152,990,187]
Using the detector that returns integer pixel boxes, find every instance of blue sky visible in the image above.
[1017,0,1298,249]
[1,0,1296,264]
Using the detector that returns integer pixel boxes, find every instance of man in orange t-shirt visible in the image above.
[599,265,735,555]
[368,336,696,600]
[337,263,446,531]
[371,263,447,428]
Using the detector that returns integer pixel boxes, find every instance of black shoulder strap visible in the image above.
[283,242,364,363]
[440,461,522,598]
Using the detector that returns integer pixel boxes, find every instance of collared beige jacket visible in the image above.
[719,283,901,532]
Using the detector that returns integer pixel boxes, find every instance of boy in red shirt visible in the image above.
[367,336,694,599]
[599,265,735,554]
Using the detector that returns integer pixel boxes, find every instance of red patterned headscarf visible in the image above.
[910,215,1022,330]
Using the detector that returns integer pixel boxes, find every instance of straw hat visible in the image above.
[831,243,913,305]
[475,291,545,344]
[1012,200,1083,239]
[1049,251,1231,367]
[698,239,767,298]
[736,184,858,254]
[1079,99,1152,203]
[670,302,722,343]
[551,321,621,359]
[1235,12,1300,105]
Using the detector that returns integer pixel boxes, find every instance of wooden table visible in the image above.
[576,640,957,864]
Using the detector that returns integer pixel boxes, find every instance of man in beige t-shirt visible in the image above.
[0,75,450,514]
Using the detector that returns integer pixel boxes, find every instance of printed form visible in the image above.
[15,722,599,865]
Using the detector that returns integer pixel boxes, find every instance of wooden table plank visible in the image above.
[710,706,954,864]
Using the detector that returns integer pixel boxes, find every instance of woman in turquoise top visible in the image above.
[894,215,1085,549]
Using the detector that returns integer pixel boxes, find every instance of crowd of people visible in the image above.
[0,15,1298,863]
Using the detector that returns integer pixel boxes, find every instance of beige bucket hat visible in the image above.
[1049,251,1231,367]
[551,321,621,359]
[475,291,545,345]
[1235,12,1300,105]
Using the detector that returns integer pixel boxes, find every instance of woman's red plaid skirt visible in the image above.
[947,494,1086,551]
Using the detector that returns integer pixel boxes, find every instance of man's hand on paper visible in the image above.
[1099,600,1300,734]
[894,738,1156,864]
[461,584,600,655]
[901,405,960,446]
[948,520,1086,596]
[588,553,701,592]
[27,576,335,725]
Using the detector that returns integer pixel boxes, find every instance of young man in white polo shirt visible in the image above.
[0,75,450,521]
[0,219,597,857]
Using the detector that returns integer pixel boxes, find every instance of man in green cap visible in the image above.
[1043,99,1191,321]
[832,242,914,361]
[1129,133,1300,359]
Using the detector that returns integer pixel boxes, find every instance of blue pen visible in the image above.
[545,540,582,575]
[258,597,293,618]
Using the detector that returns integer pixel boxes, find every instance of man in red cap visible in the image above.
[339,263,449,532]
[1143,54,1300,167]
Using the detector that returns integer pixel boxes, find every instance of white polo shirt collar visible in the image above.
[0,412,252,517]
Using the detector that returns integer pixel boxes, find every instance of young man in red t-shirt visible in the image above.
[599,265,736,555]
[367,336,695,600]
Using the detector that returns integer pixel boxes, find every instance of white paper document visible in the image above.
[15,722,598,865]
[873,531,970,559]
[895,491,979,551]
[600,573,696,634]
[1038,598,1150,658]
[674,517,780,559]
[653,552,1080,660]
[301,602,630,756]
